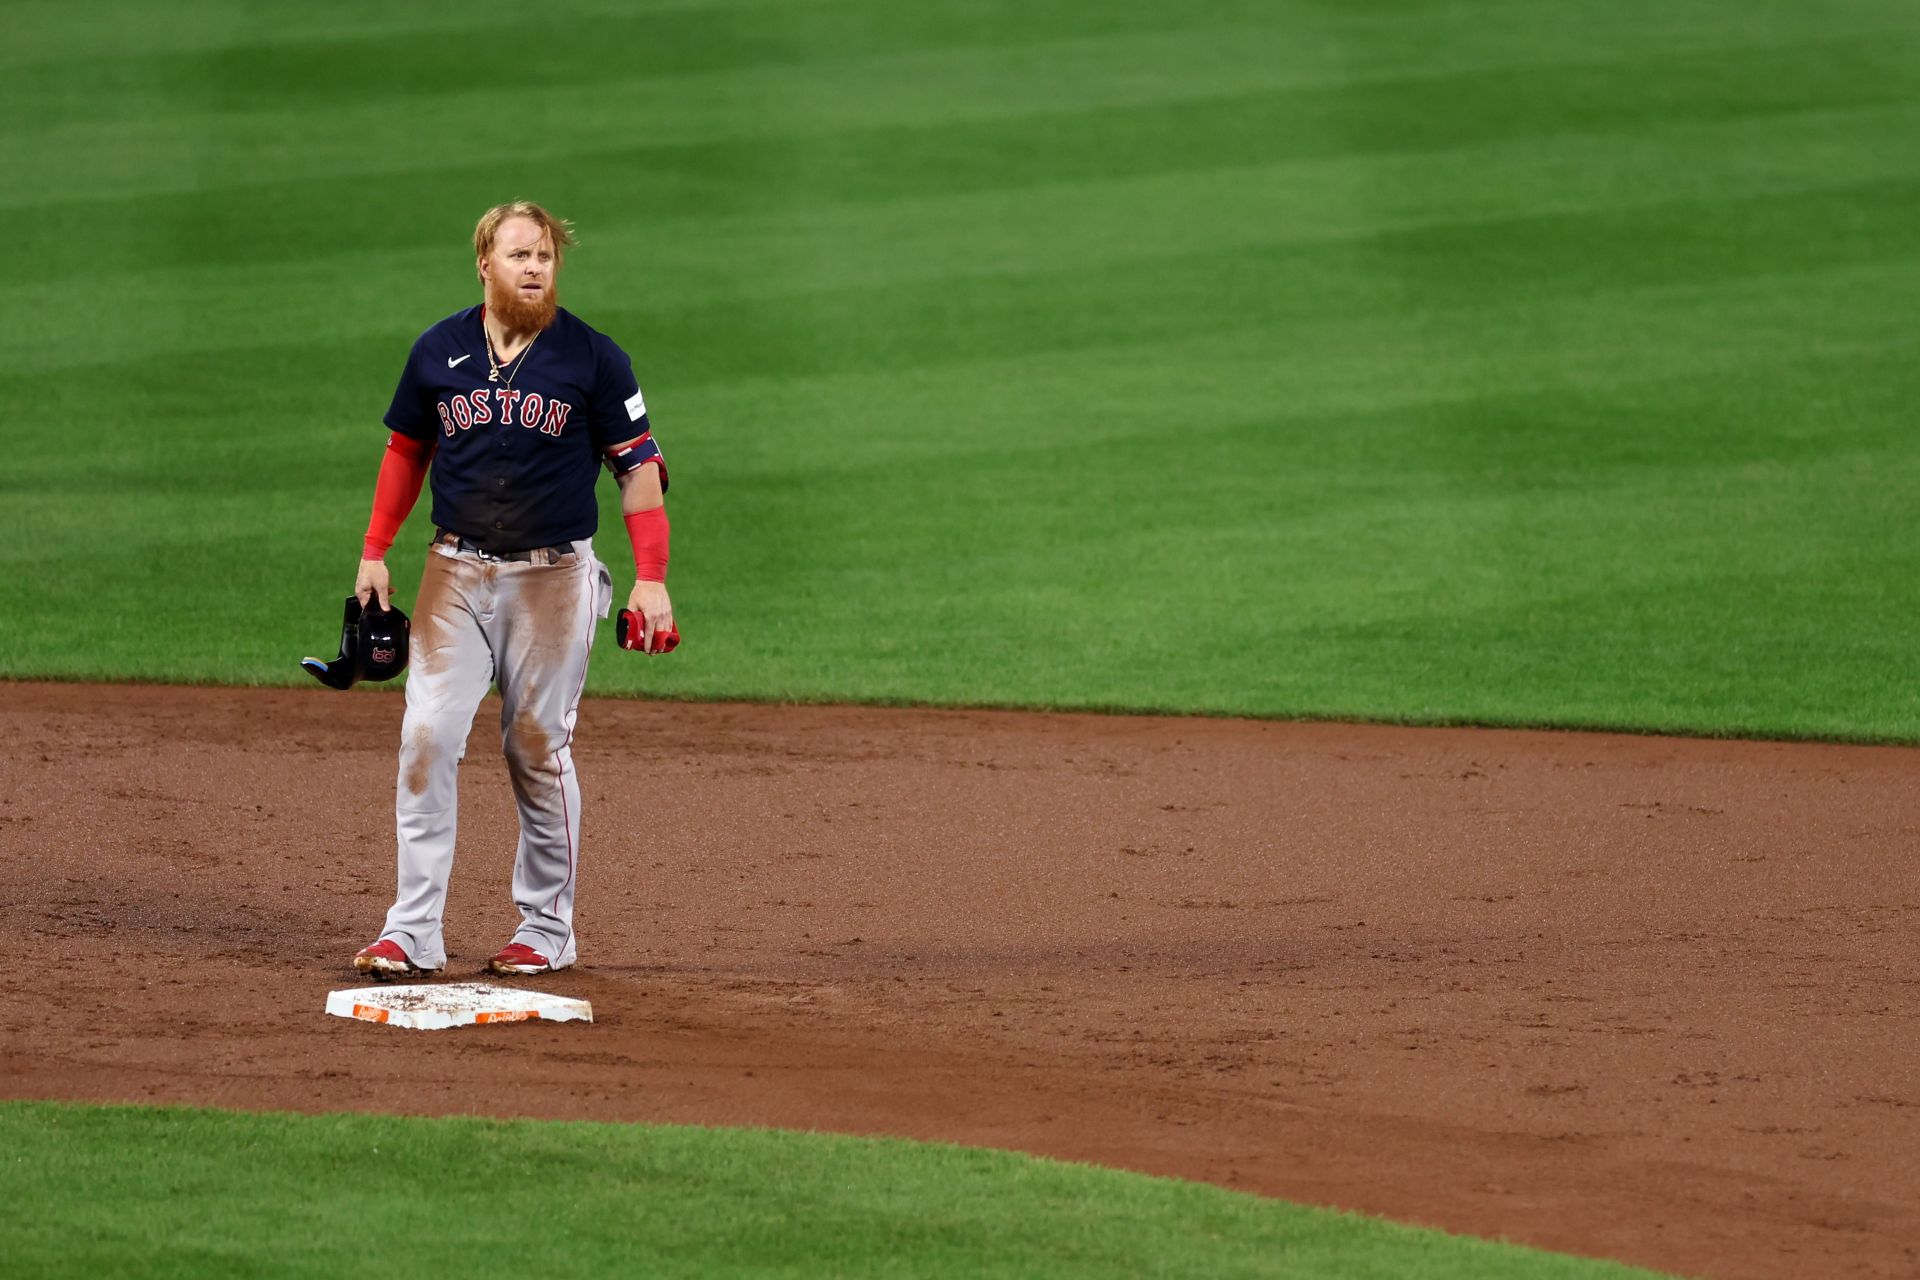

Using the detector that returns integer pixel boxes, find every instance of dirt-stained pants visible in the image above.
[376,539,610,970]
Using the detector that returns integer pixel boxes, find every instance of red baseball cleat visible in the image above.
[488,942,557,975]
[353,939,432,979]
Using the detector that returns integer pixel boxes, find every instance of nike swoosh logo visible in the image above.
[448,354,472,368]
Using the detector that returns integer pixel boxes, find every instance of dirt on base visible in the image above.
[1,682,1916,1278]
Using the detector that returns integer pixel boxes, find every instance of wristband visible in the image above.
[624,506,669,581]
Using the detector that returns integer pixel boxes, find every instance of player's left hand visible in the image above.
[621,579,676,653]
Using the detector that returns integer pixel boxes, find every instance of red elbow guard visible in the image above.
[363,434,433,559]
[625,506,669,581]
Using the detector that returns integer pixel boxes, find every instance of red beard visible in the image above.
[487,276,558,334]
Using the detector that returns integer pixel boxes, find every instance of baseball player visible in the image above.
[350,201,675,979]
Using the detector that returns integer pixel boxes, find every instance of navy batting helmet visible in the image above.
[302,596,410,689]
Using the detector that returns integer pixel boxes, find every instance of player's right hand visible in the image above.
[355,558,393,611]
[617,608,680,654]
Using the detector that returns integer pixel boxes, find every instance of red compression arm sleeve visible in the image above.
[624,506,670,582]
[362,434,433,560]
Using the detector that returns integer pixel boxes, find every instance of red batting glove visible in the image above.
[617,609,680,655]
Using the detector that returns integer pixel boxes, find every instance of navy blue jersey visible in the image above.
[384,306,665,553]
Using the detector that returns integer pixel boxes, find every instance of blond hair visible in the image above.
[473,201,576,275]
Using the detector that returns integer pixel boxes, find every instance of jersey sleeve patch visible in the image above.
[624,388,647,422]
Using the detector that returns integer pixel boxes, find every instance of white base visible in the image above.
[326,982,592,1030]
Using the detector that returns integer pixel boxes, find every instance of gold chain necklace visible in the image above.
[484,321,541,387]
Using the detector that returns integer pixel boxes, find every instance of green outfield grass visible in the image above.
[3,0,1918,739]
[0,1101,1671,1280]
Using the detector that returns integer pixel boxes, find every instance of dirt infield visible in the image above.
[2,682,1915,1277]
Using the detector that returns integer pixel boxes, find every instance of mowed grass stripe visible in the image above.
[20,35,1920,285]
[8,281,1912,498]
[11,237,1917,481]
[0,22,1388,204]
[17,232,1915,433]
[13,0,1286,127]
[12,0,1912,108]
[7,0,1911,73]
[0,0,760,65]
[18,21,1915,145]
[12,99,1920,372]
[11,236,1917,496]
[9,0,1916,206]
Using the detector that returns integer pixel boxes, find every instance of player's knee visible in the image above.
[399,715,467,772]
[501,730,551,774]
[501,713,560,776]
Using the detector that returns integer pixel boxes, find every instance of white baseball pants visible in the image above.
[377,539,611,970]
